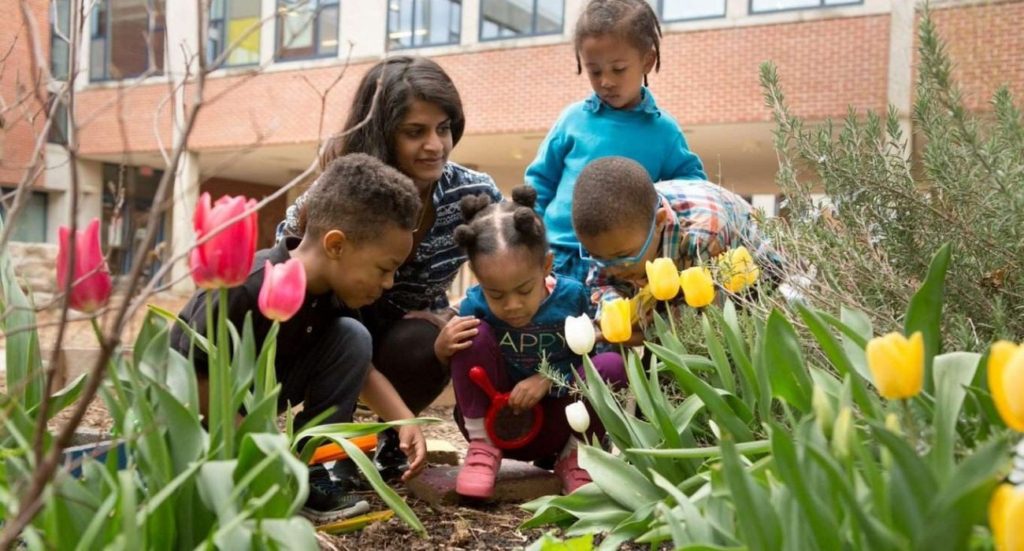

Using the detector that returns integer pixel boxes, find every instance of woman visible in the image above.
[279,56,503,481]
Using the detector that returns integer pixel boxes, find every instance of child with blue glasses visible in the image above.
[525,0,706,284]
[572,157,781,344]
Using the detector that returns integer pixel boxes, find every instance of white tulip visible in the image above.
[565,401,591,434]
[564,314,596,356]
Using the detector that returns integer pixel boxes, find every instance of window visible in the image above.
[750,0,860,14]
[101,163,165,276]
[0,189,48,243]
[209,0,262,66]
[89,0,166,81]
[388,0,461,50]
[51,0,71,80]
[275,0,338,61]
[479,0,563,40]
[47,95,69,145]
[654,0,725,22]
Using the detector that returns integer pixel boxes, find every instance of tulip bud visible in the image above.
[258,259,307,323]
[565,401,591,434]
[599,298,632,344]
[679,266,715,308]
[831,407,853,459]
[812,385,835,436]
[988,341,1024,432]
[190,193,258,289]
[866,331,924,400]
[564,314,596,356]
[645,257,680,301]
[56,218,112,313]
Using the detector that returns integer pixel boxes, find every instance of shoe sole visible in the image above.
[300,499,372,524]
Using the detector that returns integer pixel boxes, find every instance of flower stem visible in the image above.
[218,287,234,458]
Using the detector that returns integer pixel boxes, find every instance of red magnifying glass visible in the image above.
[469,366,544,450]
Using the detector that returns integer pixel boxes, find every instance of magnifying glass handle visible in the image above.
[468,366,500,399]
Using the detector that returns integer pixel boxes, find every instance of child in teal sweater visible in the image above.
[526,0,706,284]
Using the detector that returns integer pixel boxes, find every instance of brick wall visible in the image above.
[0,0,49,186]
[76,14,895,156]
[924,1,1024,110]
[51,2,1024,158]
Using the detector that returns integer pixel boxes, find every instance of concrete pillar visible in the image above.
[165,1,201,294]
[462,0,480,45]
[725,0,747,20]
[171,151,200,294]
[887,0,915,156]
[563,0,584,38]
[341,1,387,60]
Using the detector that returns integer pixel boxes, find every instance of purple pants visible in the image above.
[451,321,627,462]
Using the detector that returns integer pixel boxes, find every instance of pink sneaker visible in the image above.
[554,450,592,494]
[456,440,502,499]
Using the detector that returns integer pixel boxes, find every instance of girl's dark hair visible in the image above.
[574,0,662,86]
[454,186,548,265]
[319,56,465,170]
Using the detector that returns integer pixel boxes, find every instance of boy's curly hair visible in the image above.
[574,0,662,85]
[453,186,548,264]
[572,156,657,237]
[303,153,421,242]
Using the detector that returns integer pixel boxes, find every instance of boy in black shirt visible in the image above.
[172,153,426,522]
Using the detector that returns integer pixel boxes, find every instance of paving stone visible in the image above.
[406,460,562,507]
[425,438,459,466]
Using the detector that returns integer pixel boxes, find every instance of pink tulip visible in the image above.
[189,193,258,289]
[56,218,112,313]
[257,259,306,322]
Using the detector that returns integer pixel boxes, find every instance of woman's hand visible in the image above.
[508,373,552,413]
[434,316,480,364]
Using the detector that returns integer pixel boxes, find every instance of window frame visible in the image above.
[208,0,262,68]
[274,0,340,62]
[0,188,49,243]
[88,0,166,82]
[386,0,462,51]
[655,0,726,23]
[478,0,565,42]
[749,0,863,16]
[50,0,71,80]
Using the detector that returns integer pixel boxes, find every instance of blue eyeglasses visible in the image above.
[578,204,659,269]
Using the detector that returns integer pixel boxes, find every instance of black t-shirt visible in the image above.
[170,237,354,375]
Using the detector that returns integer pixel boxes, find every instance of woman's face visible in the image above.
[394,99,454,191]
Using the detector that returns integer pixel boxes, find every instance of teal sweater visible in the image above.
[526,88,706,250]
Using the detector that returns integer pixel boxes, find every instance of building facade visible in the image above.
[1,0,1022,293]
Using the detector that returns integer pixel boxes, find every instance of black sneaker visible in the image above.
[331,458,370,493]
[301,464,371,524]
[373,428,409,482]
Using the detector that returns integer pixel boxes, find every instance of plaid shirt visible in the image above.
[588,179,779,312]
[279,162,502,313]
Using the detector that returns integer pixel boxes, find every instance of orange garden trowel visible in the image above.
[308,434,378,465]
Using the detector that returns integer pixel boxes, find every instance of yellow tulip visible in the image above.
[599,297,633,344]
[990,483,1024,551]
[988,341,1024,432]
[865,331,924,400]
[679,266,715,308]
[646,258,680,301]
[719,246,760,293]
